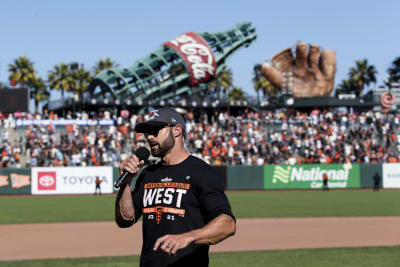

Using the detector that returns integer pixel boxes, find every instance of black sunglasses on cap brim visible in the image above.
[143,124,175,137]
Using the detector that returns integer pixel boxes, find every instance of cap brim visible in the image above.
[134,121,170,133]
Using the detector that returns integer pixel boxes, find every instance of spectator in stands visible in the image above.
[1,108,400,167]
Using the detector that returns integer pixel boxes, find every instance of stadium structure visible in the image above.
[46,22,258,114]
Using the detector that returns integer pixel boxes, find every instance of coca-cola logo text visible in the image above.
[165,32,216,86]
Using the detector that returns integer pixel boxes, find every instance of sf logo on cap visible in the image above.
[148,110,160,120]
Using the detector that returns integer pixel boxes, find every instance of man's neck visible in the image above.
[162,146,189,166]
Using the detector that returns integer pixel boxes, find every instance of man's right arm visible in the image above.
[115,179,135,228]
[114,155,144,228]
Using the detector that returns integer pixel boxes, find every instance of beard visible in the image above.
[149,128,175,157]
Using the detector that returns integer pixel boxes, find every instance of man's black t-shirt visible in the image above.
[131,155,234,267]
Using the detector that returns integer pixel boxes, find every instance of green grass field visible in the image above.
[1,190,400,266]
[1,246,400,267]
[1,190,399,224]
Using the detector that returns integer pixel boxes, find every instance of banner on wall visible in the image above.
[31,167,113,195]
[264,163,360,189]
[0,168,31,194]
[382,163,400,188]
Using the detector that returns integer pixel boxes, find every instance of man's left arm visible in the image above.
[154,166,236,255]
[153,213,235,255]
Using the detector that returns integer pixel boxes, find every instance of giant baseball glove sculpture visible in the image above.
[261,42,337,97]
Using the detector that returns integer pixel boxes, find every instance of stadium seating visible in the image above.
[1,109,399,168]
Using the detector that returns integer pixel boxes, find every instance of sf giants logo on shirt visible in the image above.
[142,182,189,224]
[38,171,56,190]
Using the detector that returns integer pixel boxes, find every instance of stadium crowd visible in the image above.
[1,108,400,168]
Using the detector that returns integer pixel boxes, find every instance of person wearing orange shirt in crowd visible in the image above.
[214,156,223,166]
[120,124,128,135]
[388,153,398,163]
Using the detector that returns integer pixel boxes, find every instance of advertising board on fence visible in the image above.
[0,168,31,194]
[264,164,360,189]
[382,163,400,188]
[31,167,113,195]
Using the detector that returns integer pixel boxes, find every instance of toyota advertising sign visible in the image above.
[382,163,400,188]
[32,167,113,195]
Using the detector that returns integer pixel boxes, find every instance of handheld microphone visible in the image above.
[114,147,150,189]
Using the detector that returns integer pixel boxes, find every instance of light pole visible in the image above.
[282,71,293,108]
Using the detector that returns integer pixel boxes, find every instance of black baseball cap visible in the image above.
[135,107,186,133]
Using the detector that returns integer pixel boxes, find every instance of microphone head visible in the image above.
[135,147,150,161]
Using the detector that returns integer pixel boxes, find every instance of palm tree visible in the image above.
[348,59,377,96]
[334,79,357,96]
[92,58,119,75]
[217,66,233,96]
[252,64,279,103]
[252,64,263,103]
[8,56,36,87]
[207,66,233,100]
[387,56,400,82]
[30,76,49,113]
[72,64,92,101]
[48,62,75,104]
[229,86,247,102]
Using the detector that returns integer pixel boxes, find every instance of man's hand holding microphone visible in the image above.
[114,147,150,226]
[115,147,150,189]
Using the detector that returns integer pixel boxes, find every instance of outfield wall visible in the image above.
[382,163,400,188]
[1,163,399,195]
[360,164,382,188]
[0,168,31,194]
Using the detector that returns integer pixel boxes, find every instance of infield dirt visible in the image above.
[1,217,400,261]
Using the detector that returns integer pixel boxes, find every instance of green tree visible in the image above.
[207,66,233,100]
[229,86,247,102]
[92,58,119,75]
[334,79,358,96]
[252,64,279,103]
[8,56,49,112]
[387,56,400,82]
[31,76,49,113]
[348,59,377,96]
[8,56,36,87]
[72,64,92,101]
[48,62,75,104]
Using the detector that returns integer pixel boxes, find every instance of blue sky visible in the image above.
[1,0,399,101]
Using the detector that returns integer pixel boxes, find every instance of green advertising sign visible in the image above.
[0,168,31,194]
[264,164,360,189]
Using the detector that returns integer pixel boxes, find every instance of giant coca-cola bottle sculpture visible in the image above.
[89,22,256,105]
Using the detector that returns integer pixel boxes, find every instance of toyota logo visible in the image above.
[39,175,55,187]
